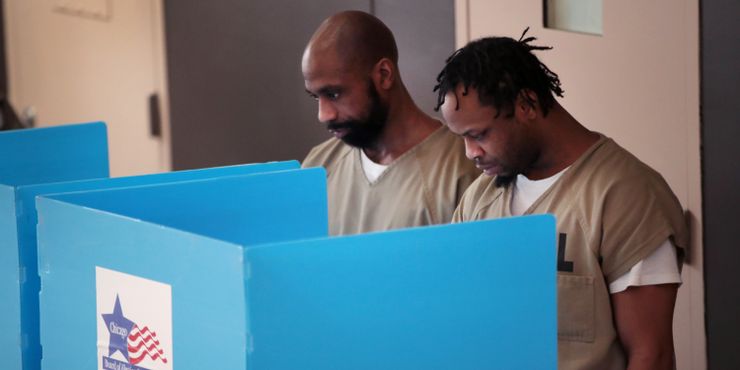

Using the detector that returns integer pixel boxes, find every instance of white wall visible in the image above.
[455,1,704,368]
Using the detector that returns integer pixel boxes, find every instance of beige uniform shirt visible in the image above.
[454,136,688,370]
[303,126,480,236]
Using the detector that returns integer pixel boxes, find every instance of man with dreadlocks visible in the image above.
[436,31,688,370]
[301,11,479,235]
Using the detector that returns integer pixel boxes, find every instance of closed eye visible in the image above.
[306,87,342,101]
[467,129,488,141]
[321,89,341,101]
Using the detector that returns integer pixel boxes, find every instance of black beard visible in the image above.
[493,142,540,188]
[328,82,388,149]
[493,173,516,188]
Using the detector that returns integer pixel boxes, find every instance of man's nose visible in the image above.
[318,99,338,123]
[464,137,483,160]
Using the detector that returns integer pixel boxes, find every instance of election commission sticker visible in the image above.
[96,267,173,370]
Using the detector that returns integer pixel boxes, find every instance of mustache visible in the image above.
[326,122,351,130]
[326,121,360,131]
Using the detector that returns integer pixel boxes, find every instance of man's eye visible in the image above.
[326,92,340,100]
[470,130,487,141]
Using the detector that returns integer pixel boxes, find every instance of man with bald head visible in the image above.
[301,11,479,235]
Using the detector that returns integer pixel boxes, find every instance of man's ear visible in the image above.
[515,90,539,121]
[372,58,395,91]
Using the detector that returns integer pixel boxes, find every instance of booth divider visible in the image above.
[37,168,329,370]
[19,160,299,370]
[0,119,304,370]
[1,122,109,370]
[244,216,557,370]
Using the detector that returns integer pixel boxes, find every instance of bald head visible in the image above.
[304,11,398,74]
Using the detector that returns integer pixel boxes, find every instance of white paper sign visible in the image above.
[96,267,173,370]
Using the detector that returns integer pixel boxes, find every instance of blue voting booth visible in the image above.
[36,168,330,370]
[17,161,302,370]
[0,121,306,370]
[0,123,109,370]
[36,165,556,370]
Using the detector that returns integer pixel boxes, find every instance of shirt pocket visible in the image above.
[557,274,595,342]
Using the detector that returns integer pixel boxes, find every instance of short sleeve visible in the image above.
[599,172,688,283]
[608,239,682,293]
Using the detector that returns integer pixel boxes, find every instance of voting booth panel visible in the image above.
[38,198,247,370]
[37,168,329,370]
[13,160,300,370]
[0,122,109,370]
[43,168,327,246]
[18,160,299,254]
[0,122,109,187]
[0,185,22,369]
[245,216,557,370]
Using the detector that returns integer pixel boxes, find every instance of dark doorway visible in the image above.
[701,0,740,369]
[0,0,23,131]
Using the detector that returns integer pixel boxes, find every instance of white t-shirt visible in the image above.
[360,149,389,183]
[511,169,681,294]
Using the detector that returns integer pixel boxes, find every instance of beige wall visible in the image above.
[455,0,704,368]
[4,0,171,176]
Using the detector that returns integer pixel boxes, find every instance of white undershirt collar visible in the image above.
[510,167,570,216]
[360,149,389,183]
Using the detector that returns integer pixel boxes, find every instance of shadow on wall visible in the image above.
[0,95,26,131]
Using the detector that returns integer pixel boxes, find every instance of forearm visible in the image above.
[625,345,674,370]
[612,284,679,370]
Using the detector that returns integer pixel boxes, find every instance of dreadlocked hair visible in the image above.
[434,28,564,117]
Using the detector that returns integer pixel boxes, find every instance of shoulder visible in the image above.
[455,173,503,221]
[584,138,688,278]
[578,138,685,228]
[418,126,464,155]
[415,126,478,175]
[586,138,676,197]
[302,137,353,170]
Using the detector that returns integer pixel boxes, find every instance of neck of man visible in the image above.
[362,88,441,165]
[523,103,600,180]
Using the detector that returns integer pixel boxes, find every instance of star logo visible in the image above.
[101,294,135,361]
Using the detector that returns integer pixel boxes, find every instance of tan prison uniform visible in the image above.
[303,126,480,235]
[453,135,688,370]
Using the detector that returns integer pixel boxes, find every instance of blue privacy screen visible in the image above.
[36,168,329,370]
[0,122,109,370]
